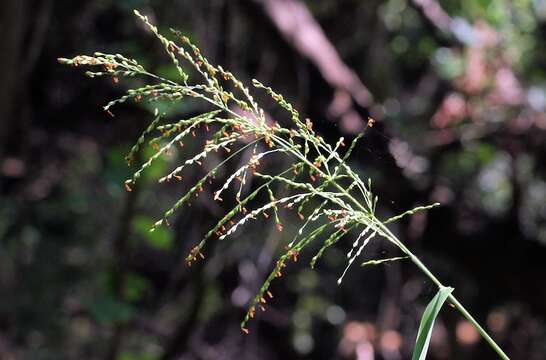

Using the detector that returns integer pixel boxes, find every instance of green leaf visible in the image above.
[86,296,135,325]
[412,286,454,360]
[133,215,172,250]
[123,272,150,301]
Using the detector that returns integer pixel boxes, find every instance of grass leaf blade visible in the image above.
[412,286,454,360]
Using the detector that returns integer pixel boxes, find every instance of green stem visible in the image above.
[377,223,510,360]
[448,296,509,360]
[327,177,510,358]
[320,176,510,359]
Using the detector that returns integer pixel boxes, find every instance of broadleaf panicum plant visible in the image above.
[59,11,510,359]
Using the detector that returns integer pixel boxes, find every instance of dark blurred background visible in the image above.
[2,0,546,359]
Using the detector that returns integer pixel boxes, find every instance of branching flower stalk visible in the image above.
[59,11,509,359]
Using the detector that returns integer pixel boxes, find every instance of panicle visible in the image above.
[61,11,441,334]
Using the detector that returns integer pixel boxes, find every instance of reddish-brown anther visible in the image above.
[306,118,314,131]
[288,250,299,262]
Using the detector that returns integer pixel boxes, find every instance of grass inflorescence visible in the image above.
[59,10,510,359]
